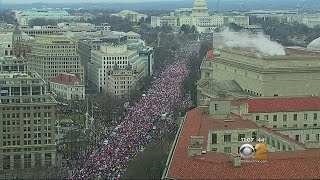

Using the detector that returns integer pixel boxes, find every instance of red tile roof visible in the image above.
[206,49,220,60]
[262,127,305,147]
[245,97,320,113]
[51,73,82,86]
[166,107,320,179]
[206,49,214,60]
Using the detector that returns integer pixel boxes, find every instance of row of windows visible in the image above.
[103,56,128,60]
[256,113,318,121]
[211,132,257,144]
[2,112,52,119]
[273,123,319,128]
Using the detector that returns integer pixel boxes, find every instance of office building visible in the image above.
[0,56,27,72]
[26,35,84,83]
[0,71,57,171]
[107,64,136,98]
[88,44,146,94]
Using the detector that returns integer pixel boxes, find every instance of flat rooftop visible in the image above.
[221,47,320,58]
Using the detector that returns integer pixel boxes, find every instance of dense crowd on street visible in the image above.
[70,42,200,179]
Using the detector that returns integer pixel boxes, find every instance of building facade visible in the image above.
[198,47,320,98]
[14,9,78,26]
[88,44,146,93]
[0,56,27,72]
[50,73,85,100]
[110,10,148,23]
[0,71,57,171]
[238,97,320,144]
[150,0,250,33]
[107,64,136,98]
[162,99,320,179]
[27,35,84,83]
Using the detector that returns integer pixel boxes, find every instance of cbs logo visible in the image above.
[239,143,267,160]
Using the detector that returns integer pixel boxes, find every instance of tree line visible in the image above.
[250,16,320,46]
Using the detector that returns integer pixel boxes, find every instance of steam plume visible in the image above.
[218,29,286,56]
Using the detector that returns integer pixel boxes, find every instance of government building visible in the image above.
[151,0,249,33]
[198,36,320,99]
[0,57,57,171]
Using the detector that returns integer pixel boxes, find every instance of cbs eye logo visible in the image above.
[239,143,267,160]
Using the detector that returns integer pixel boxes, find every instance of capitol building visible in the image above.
[151,0,250,33]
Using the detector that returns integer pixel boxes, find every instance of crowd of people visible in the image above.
[70,42,200,179]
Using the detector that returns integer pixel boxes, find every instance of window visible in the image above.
[277,142,280,150]
[211,134,217,144]
[295,135,300,141]
[256,115,260,121]
[272,140,275,147]
[304,124,307,127]
[273,125,277,128]
[224,135,231,142]
[293,114,298,121]
[273,115,277,121]
[212,148,217,151]
[238,134,245,141]
[214,104,218,110]
[283,125,287,128]
[314,123,317,127]
[283,145,286,151]
[316,134,320,141]
[252,132,257,142]
[306,134,310,141]
[224,147,231,153]
[314,113,317,120]
[283,114,287,121]
[304,114,308,120]
[264,115,269,121]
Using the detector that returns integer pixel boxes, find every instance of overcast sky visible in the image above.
[2,0,170,3]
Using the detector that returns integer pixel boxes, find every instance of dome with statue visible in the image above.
[307,37,320,51]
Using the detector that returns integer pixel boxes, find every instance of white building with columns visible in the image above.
[151,0,249,33]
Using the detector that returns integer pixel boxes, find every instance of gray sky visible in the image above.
[2,0,167,3]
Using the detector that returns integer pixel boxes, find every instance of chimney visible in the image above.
[198,106,209,114]
[188,147,202,157]
[191,136,204,146]
[230,154,241,167]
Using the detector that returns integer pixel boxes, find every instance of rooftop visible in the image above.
[245,97,320,113]
[51,73,82,86]
[166,107,320,179]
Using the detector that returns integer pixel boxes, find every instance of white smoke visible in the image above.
[220,29,286,56]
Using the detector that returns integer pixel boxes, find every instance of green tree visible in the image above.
[180,24,191,34]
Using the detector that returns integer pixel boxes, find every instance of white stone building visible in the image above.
[88,44,146,93]
[110,10,148,23]
[150,0,250,33]
[50,73,85,100]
